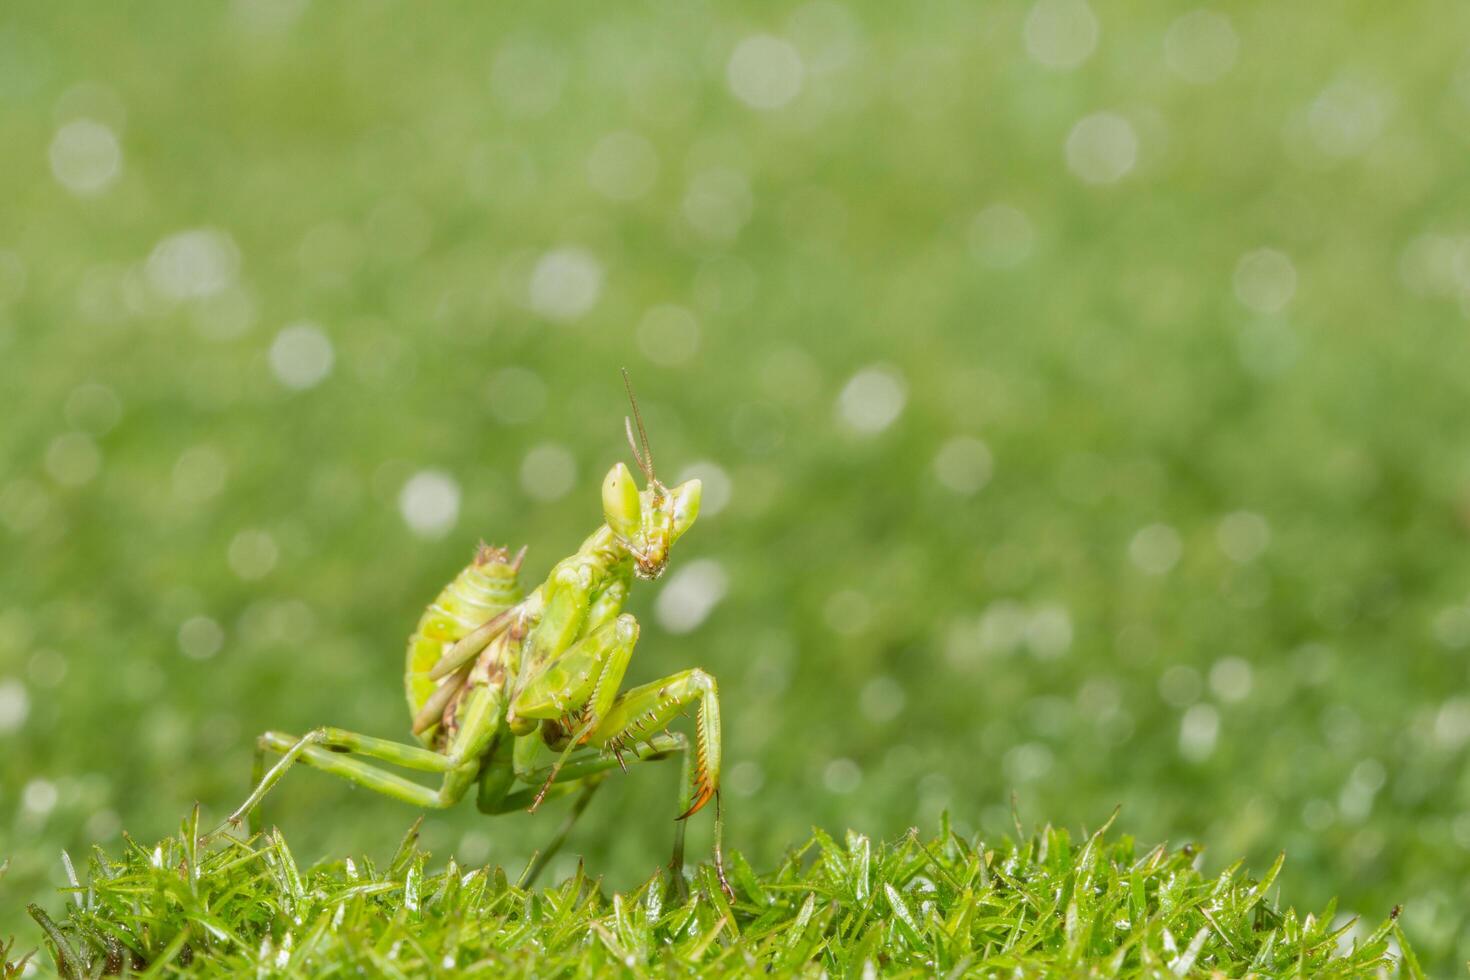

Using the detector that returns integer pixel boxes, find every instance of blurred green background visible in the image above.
[4,0,1470,971]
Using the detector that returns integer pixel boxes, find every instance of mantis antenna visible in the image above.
[621,368,657,485]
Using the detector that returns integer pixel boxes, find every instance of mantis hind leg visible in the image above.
[218,687,503,836]
[518,776,604,890]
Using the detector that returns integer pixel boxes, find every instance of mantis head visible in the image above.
[601,372,701,580]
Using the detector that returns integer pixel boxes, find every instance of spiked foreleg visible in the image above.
[588,667,730,899]
[591,669,723,819]
[510,613,641,810]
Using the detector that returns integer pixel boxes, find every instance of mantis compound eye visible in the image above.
[602,462,642,541]
[670,479,701,542]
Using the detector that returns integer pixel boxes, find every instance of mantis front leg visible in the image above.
[508,615,729,894]
[590,670,728,895]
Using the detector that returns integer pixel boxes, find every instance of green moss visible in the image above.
[18,810,1413,978]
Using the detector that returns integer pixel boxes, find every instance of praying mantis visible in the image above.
[217,374,728,894]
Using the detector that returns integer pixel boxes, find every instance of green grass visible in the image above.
[7,1,1470,975]
[16,810,1416,979]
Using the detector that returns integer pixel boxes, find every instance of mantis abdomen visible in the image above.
[404,544,524,747]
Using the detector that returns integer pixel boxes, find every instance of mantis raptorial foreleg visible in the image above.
[593,669,722,818]
[508,618,727,892]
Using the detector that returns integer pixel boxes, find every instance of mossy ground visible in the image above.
[14,810,1418,978]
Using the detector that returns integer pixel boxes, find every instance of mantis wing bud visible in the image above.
[602,462,642,539]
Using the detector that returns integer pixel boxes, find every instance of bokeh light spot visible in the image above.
[49,119,121,196]
[399,470,461,539]
[824,589,873,636]
[0,678,29,733]
[1005,743,1054,782]
[1209,657,1253,702]
[1233,248,1297,314]
[529,247,603,322]
[587,131,659,201]
[676,461,732,517]
[486,367,548,426]
[45,433,101,487]
[823,757,862,793]
[519,444,577,502]
[969,204,1036,268]
[1308,78,1392,160]
[683,169,753,243]
[64,383,122,435]
[269,322,335,390]
[655,559,729,634]
[1179,703,1220,761]
[171,445,228,504]
[23,778,58,815]
[1066,113,1138,184]
[727,760,765,797]
[836,364,907,435]
[1129,523,1182,574]
[860,675,906,723]
[933,437,994,494]
[1158,665,1202,707]
[178,616,225,660]
[1164,9,1238,84]
[637,304,701,367]
[1216,510,1270,563]
[1023,0,1099,71]
[490,37,566,118]
[146,229,240,301]
[727,35,805,110]
[228,529,279,581]
[1025,604,1073,659]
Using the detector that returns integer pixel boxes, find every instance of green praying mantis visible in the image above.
[216,374,728,894]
